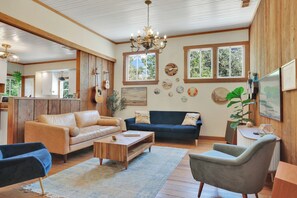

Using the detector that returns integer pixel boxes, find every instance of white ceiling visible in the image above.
[39,0,260,43]
[0,22,76,64]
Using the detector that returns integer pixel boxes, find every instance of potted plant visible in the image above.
[106,90,127,116]
[226,86,254,129]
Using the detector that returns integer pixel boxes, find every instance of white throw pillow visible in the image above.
[135,111,150,124]
[181,113,200,126]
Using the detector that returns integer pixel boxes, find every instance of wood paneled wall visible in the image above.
[250,0,297,164]
[77,51,114,116]
[8,98,80,143]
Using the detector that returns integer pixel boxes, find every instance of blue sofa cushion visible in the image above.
[0,150,2,159]
[172,125,197,134]
[9,148,52,173]
[128,123,174,132]
[150,111,189,125]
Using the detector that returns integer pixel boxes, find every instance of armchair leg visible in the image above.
[195,139,198,147]
[39,177,45,195]
[198,182,204,197]
[63,154,67,163]
[242,194,248,198]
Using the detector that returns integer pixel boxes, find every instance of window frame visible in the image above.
[5,75,22,97]
[123,50,159,85]
[184,41,249,83]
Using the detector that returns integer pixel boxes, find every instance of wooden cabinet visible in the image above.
[237,126,281,173]
[41,72,58,96]
[0,59,7,93]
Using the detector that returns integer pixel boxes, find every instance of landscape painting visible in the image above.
[121,87,147,106]
[259,69,282,121]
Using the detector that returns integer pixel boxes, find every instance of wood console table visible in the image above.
[237,126,281,180]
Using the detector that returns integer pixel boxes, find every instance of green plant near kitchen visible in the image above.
[106,90,127,116]
[226,86,254,129]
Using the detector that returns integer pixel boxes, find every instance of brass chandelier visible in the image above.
[0,44,19,62]
[130,0,167,54]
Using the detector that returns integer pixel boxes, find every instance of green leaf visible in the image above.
[227,100,241,108]
[230,121,240,129]
[230,114,241,119]
[242,111,252,116]
[233,87,244,96]
[242,99,251,104]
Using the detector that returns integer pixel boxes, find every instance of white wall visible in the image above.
[7,62,24,75]
[24,60,76,76]
[114,29,249,137]
[0,0,115,59]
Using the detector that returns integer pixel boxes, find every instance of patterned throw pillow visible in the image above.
[181,113,200,126]
[135,111,151,124]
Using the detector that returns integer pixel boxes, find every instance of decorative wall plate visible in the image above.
[187,87,198,97]
[165,63,178,76]
[154,88,160,95]
[175,78,180,82]
[168,92,173,97]
[176,85,184,94]
[162,79,173,90]
[181,96,188,103]
[211,87,229,104]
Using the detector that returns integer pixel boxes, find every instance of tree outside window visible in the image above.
[5,76,21,96]
[188,48,212,79]
[60,80,73,98]
[123,51,159,85]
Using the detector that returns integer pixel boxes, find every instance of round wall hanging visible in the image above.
[162,79,173,90]
[165,63,178,76]
[168,92,173,97]
[211,87,229,104]
[187,87,198,97]
[154,88,160,95]
[176,85,184,94]
[175,78,180,82]
[181,96,188,103]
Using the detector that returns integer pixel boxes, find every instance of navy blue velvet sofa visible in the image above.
[125,111,202,145]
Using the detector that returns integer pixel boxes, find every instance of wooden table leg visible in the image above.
[149,146,152,152]
[99,158,103,165]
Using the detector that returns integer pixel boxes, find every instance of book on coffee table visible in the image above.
[122,131,141,137]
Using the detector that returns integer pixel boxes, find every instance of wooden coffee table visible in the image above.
[93,131,155,169]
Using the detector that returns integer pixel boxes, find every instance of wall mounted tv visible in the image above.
[259,69,282,121]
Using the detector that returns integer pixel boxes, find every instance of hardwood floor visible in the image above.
[0,139,273,198]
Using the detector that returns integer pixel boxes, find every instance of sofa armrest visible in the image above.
[25,121,70,155]
[125,117,135,130]
[100,116,125,131]
[0,142,45,158]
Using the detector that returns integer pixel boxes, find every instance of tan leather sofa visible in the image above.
[25,110,123,162]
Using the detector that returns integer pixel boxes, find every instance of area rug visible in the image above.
[22,146,187,198]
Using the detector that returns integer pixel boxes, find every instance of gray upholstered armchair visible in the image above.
[189,134,276,198]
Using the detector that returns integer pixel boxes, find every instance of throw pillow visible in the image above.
[135,111,150,124]
[97,118,120,126]
[181,113,200,126]
[68,126,80,137]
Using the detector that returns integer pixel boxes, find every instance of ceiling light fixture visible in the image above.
[0,43,19,62]
[130,0,167,54]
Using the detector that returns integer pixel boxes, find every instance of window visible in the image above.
[123,51,159,85]
[59,80,73,98]
[5,76,21,96]
[184,42,249,83]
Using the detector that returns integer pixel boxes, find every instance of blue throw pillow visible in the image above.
[0,150,3,159]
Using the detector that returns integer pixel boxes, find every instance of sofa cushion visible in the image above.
[182,113,200,126]
[150,111,189,125]
[0,150,3,159]
[68,126,80,137]
[172,125,197,134]
[70,125,120,145]
[128,123,174,133]
[97,118,120,126]
[74,110,100,128]
[38,113,77,127]
[135,111,150,124]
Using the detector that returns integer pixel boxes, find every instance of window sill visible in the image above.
[123,80,159,85]
[184,78,247,83]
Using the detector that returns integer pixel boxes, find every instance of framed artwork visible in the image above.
[259,69,282,121]
[281,59,296,91]
[121,87,147,106]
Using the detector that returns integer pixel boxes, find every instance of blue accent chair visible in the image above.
[125,111,202,145]
[189,135,276,198]
[0,142,52,195]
